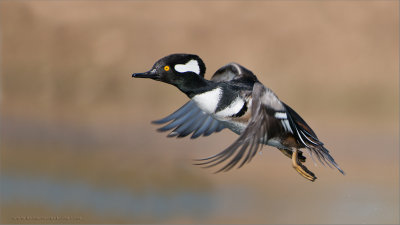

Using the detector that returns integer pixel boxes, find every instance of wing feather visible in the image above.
[152,101,195,124]
[153,101,227,139]
[191,116,213,138]
[203,119,220,136]
[169,109,205,138]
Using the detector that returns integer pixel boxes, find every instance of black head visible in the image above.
[132,54,206,86]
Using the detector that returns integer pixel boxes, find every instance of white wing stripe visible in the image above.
[275,112,287,119]
[280,119,293,133]
[283,119,293,133]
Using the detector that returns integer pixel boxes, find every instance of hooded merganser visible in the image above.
[132,53,344,181]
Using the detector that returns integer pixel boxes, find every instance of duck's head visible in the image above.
[132,54,206,88]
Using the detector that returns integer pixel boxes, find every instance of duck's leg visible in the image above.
[279,148,306,163]
[292,148,317,182]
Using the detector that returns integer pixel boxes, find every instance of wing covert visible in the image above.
[211,63,258,83]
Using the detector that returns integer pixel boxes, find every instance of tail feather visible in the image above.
[283,102,345,175]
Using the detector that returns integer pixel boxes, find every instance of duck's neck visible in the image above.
[176,76,216,99]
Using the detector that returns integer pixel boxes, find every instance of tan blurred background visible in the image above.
[0,1,398,224]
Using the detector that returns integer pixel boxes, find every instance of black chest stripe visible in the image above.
[233,102,247,117]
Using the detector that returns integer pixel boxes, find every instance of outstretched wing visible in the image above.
[283,103,345,174]
[194,82,286,172]
[152,101,226,139]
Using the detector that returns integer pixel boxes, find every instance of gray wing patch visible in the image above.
[211,63,258,82]
[152,101,226,139]
[260,88,285,111]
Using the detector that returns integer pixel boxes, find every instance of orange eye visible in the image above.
[164,66,170,71]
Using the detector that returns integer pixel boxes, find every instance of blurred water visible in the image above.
[2,170,398,224]
[1,173,216,222]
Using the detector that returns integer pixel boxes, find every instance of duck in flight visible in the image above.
[132,53,344,181]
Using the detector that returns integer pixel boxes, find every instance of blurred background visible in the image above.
[0,1,398,224]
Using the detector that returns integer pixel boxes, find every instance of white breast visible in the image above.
[192,87,222,114]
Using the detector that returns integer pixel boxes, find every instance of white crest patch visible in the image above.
[192,88,222,114]
[174,59,200,75]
